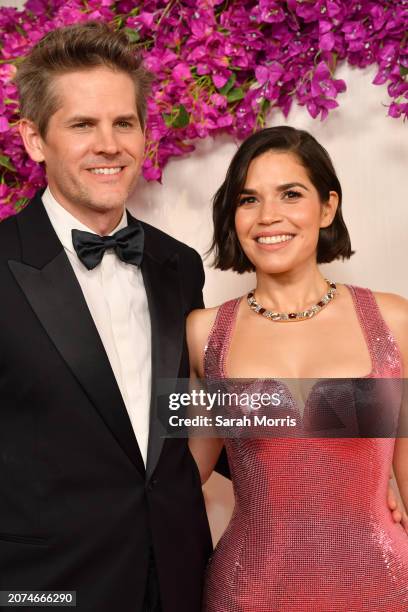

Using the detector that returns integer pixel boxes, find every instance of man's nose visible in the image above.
[92,127,121,155]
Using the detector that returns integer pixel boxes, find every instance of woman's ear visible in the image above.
[320,191,339,228]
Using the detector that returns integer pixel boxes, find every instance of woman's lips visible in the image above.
[255,234,295,251]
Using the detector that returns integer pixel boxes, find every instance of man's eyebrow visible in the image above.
[63,116,96,125]
[114,114,139,122]
[64,113,139,125]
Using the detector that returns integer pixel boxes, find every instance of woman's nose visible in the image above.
[258,199,283,224]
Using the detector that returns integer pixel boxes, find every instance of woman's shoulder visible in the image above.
[187,298,241,375]
[187,305,219,337]
[186,306,220,377]
[371,290,408,327]
[369,290,408,364]
[187,296,242,331]
[345,283,408,324]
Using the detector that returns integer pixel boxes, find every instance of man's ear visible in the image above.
[320,191,339,228]
[18,119,46,163]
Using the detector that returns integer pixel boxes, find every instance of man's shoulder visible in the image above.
[0,212,20,256]
[139,218,202,263]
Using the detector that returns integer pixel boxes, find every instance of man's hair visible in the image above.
[14,21,152,137]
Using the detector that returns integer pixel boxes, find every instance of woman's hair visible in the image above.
[211,126,354,273]
[15,21,152,137]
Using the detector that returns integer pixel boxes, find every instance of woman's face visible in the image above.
[234,150,338,275]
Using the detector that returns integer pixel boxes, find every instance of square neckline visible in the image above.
[220,284,376,381]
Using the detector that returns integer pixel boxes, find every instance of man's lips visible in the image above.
[86,165,125,173]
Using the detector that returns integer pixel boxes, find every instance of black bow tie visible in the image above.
[72,223,144,271]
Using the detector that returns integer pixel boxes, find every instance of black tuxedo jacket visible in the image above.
[0,191,212,611]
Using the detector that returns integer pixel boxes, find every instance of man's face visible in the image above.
[32,67,145,218]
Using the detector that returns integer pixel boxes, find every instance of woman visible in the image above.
[187,127,408,610]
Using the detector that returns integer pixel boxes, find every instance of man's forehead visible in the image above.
[52,68,136,99]
[51,69,138,116]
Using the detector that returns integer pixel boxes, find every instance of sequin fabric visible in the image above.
[203,285,408,611]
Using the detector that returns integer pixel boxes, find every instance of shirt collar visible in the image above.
[42,186,128,255]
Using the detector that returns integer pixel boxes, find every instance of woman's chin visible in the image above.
[247,256,298,276]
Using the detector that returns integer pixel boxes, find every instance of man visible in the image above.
[0,22,211,611]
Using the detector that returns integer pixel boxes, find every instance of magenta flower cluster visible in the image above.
[0,0,407,219]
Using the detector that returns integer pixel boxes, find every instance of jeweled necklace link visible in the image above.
[247,279,337,322]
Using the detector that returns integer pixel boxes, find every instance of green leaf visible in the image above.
[0,155,16,172]
[227,87,245,103]
[172,104,190,128]
[123,28,140,43]
[329,52,338,73]
[14,197,29,210]
[162,104,190,129]
[400,66,408,77]
[162,113,173,128]
[15,24,26,38]
[219,74,236,95]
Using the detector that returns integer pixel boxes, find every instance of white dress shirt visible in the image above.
[42,186,152,465]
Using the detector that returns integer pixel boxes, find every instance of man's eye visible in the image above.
[238,196,257,206]
[73,122,90,129]
[117,121,132,128]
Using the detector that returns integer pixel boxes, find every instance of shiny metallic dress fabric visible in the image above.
[203,285,408,611]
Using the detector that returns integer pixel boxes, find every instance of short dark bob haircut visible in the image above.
[211,126,354,273]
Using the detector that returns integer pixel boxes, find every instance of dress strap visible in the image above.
[204,298,241,379]
[346,284,402,377]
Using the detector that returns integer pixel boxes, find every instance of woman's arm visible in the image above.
[375,291,408,530]
[393,438,408,527]
[187,307,224,484]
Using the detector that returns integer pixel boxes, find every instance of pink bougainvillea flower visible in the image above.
[0,116,10,132]
[0,203,16,220]
[0,0,405,218]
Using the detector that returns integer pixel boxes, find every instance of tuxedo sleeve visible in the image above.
[190,248,205,311]
[187,249,231,480]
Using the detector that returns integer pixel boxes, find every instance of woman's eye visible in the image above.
[283,190,302,200]
[238,196,257,206]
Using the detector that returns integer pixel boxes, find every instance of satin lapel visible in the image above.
[9,196,145,474]
[141,249,185,481]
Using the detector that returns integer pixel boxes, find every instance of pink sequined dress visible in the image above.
[203,285,408,612]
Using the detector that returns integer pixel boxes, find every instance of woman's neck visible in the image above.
[254,266,330,313]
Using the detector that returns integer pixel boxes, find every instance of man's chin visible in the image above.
[82,192,128,213]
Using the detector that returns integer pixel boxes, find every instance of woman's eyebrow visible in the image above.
[239,188,258,195]
[240,182,309,194]
[277,182,309,191]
